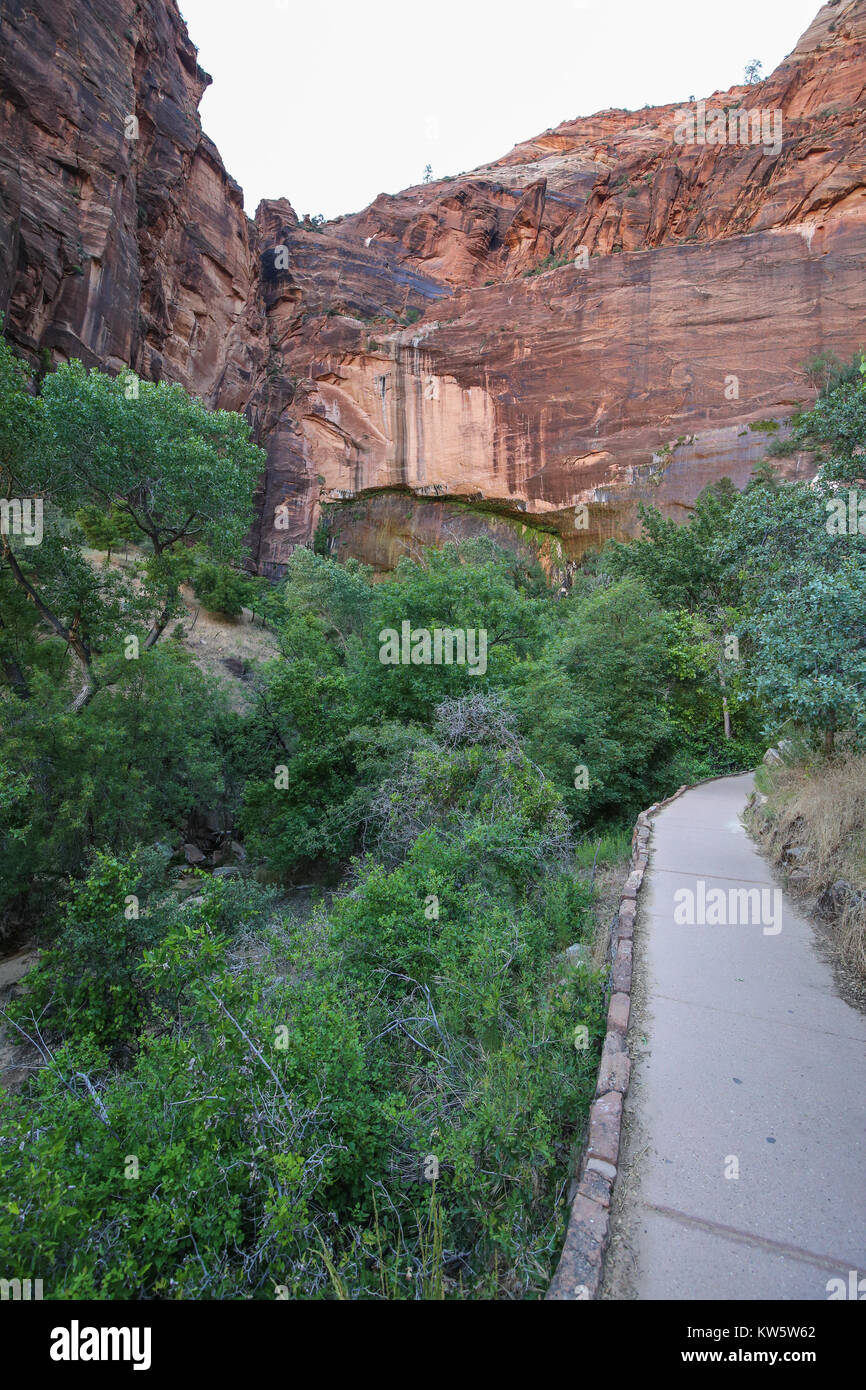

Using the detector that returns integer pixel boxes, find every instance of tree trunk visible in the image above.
[143,594,175,650]
[718,661,733,740]
[0,613,29,699]
[142,540,176,650]
[1,537,97,711]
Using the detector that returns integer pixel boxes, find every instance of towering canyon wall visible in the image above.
[1,0,865,575]
[0,0,263,406]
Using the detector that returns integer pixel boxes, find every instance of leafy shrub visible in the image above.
[191,562,251,618]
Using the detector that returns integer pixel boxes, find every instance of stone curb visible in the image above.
[545,770,750,1301]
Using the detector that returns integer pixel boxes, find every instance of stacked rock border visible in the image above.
[546,783,690,1301]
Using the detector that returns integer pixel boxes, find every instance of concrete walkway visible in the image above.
[604,773,866,1301]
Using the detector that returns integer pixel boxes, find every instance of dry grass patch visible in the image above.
[751,753,866,981]
[574,829,633,970]
[168,585,279,713]
[82,545,280,712]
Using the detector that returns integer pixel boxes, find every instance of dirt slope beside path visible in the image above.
[604,773,866,1300]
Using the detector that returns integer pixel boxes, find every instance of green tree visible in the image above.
[75,504,139,565]
[0,345,265,709]
[0,643,227,924]
[746,562,866,754]
[191,562,252,618]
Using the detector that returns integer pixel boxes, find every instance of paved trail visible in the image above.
[604,773,866,1301]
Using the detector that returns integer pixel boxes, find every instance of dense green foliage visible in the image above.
[0,337,265,707]
[191,561,253,618]
[2,759,603,1298]
[75,504,139,563]
[1,337,864,1298]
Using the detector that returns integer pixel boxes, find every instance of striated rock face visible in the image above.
[0,0,264,406]
[2,0,865,575]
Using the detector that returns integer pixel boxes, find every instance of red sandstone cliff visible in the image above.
[1,0,865,574]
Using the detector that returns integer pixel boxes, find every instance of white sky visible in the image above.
[178,0,823,222]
